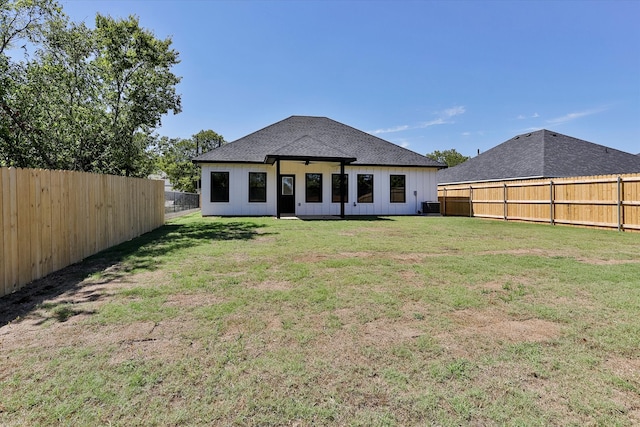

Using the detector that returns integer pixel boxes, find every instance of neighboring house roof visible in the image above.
[193,115,445,168]
[438,129,640,184]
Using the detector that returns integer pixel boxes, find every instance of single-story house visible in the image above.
[193,116,445,217]
[438,129,640,185]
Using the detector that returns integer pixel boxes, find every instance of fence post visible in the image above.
[443,187,447,216]
[617,176,622,232]
[550,180,554,225]
[469,186,473,217]
[503,182,507,221]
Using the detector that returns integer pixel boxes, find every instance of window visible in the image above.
[390,175,406,203]
[357,174,374,203]
[331,174,348,203]
[305,173,322,203]
[210,172,229,202]
[248,172,267,202]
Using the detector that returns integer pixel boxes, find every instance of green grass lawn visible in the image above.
[1,214,639,426]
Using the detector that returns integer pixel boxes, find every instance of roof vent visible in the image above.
[526,133,532,137]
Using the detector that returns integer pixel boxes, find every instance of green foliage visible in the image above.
[155,129,225,192]
[0,2,181,176]
[426,148,470,167]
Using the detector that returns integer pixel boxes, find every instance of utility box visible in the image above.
[422,201,441,215]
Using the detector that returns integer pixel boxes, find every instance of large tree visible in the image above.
[0,0,62,167]
[426,149,470,167]
[156,130,225,193]
[93,14,181,176]
[0,2,181,177]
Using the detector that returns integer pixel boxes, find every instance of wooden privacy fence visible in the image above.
[1,167,165,298]
[438,173,640,232]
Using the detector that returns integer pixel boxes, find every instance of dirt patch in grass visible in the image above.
[337,251,375,259]
[602,356,640,424]
[361,318,424,343]
[295,253,331,263]
[575,257,640,265]
[164,293,226,308]
[437,308,561,357]
[479,248,640,265]
[250,280,294,291]
[0,265,172,352]
[452,308,561,341]
[106,319,199,364]
[480,248,567,257]
[605,356,640,388]
[391,253,428,263]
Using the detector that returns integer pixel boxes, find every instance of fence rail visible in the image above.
[438,173,640,232]
[1,167,165,298]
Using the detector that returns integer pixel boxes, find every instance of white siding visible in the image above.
[201,164,276,216]
[200,162,439,216]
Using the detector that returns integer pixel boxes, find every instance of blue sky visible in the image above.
[60,0,639,157]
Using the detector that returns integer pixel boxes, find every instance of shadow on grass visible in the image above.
[298,215,396,221]
[0,220,267,326]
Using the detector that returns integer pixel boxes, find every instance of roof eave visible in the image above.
[352,162,445,169]
[438,175,547,185]
[192,159,266,165]
[264,155,357,165]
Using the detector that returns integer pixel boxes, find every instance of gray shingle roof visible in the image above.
[193,116,445,168]
[438,129,640,184]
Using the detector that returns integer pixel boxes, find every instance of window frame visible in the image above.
[305,173,323,203]
[390,174,406,203]
[248,172,267,203]
[331,174,348,203]
[210,171,229,203]
[357,174,374,203]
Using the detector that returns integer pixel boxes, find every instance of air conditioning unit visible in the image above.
[421,202,441,215]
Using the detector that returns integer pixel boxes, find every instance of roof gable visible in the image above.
[438,129,640,184]
[264,135,356,164]
[193,116,444,168]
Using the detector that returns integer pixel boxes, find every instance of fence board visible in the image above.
[4,168,18,293]
[0,167,165,298]
[40,169,53,278]
[439,173,640,232]
[50,170,62,271]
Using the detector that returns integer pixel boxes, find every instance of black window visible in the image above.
[306,173,322,203]
[210,172,229,202]
[249,172,267,202]
[390,175,406,203]
[331,174,348,203]
[357,174,374,203]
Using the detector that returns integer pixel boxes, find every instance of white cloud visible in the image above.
[461,130,485,137]
[517,114,525,120]
[368,106,466,135]
[418,118,446,128]
[370,125,410,135]
[443,106,466,117]
[532,112,539,118]
[547,107,607,125]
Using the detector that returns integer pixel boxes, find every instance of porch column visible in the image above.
[276,158,281,219]
[340,161,345,219]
